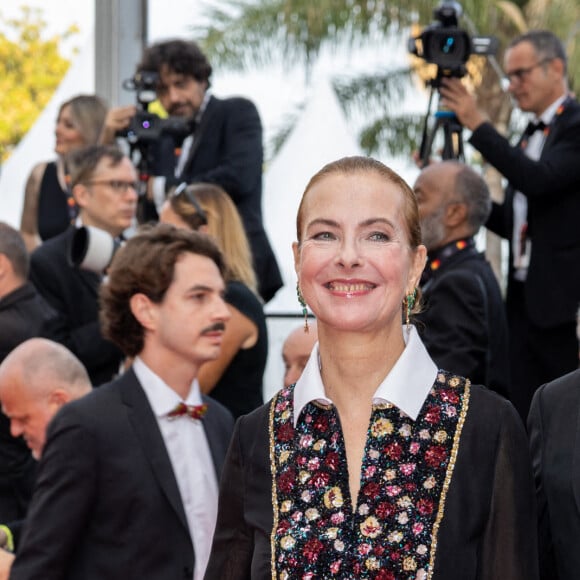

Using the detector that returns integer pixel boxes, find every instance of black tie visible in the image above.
[523,120,546,138]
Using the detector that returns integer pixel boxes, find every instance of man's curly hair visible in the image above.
[100,223,224,357]
[138,39,213,85]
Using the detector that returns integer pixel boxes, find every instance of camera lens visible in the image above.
[441,36,456,54]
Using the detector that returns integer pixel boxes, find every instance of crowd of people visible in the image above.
[0,28,578,580]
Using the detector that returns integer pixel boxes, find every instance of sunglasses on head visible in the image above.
[172,182,208,226]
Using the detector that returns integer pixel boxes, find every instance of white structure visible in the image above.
[261,78,363,399]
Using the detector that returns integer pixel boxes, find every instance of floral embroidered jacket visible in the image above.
[206,373,538,580]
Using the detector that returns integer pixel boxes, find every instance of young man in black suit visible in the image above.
[29,145,138,386]
[10,225,234,580]
[413,161,510,397]
[440,30,580,420]
[103,39,283,303]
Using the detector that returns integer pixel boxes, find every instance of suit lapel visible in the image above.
[119,369,190,533]
[181,96,217,177]
[201,396,227,478]
[572,385,580,513]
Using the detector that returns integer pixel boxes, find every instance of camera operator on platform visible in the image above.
[102,39,283,304]
[438,30,580,422]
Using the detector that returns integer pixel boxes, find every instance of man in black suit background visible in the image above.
[440,30,580,420]
[528,314,580,579]
[0,224,58,524]
[30,145,138,386]
[103,39,283,303]
[10,224,234,580]
[413,161,510,396]
[0,337,92,567]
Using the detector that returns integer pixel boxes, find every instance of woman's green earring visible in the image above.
[297,283,309,333]
[405,288,417,329]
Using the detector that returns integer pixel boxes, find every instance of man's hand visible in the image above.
[0,549,14,580]
[99,105,137,144]
[439,78,488,132]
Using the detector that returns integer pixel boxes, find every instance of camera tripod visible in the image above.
[418,82,465,166]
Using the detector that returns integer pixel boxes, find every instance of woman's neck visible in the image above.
[317,327,405,413]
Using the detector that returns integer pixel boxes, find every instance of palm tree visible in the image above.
[194,0,578,280]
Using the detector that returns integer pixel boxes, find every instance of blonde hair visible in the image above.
[59,94,108,147]
[169,183,258,294]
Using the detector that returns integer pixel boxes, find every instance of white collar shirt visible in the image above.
[293,325,438,426]
[133,357,218,580]
[512,93,568,281]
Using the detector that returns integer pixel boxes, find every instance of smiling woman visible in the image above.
[206,156,540,580]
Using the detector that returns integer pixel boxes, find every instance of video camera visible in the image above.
[117,70,192,145]
[408,0,498,83]
[409,1,499,164]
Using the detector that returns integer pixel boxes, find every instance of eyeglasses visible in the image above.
[504,58,552,84]
[84,180,139,193]
[172,182,208,226]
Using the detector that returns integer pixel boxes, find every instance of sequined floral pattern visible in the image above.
[270,371,470,579]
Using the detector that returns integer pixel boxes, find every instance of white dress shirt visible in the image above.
[293,325,438,426]
[133,357,218,580]
[512,94,567,281]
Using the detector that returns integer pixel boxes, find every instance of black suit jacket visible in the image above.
[470,99,580,328]
[160,95,282,303]
[0,282,56,521]
[528,369,580,580]
[416,244,510,397]
[10,368,234,580]
[29,226,123,385]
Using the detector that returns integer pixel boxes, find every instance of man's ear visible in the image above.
[445,202,468,228]
[72,183,90,209]
[129,293,158,331]
[48,389,71,410]
[0,254,8,278]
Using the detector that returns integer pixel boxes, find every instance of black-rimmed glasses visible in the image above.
[84,179,139,194]
[504,58,552,84]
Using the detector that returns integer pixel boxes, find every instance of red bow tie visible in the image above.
[167,402,208,421]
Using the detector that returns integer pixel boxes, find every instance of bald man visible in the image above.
[282,321,318,388]
[0,338,91,567]
[0,339,92,461]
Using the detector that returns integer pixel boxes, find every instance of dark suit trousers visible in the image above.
[508,281,579,422]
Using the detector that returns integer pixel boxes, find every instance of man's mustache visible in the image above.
[201,322,226,334]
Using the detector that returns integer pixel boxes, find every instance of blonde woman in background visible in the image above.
[20,95,108,252]
[160,183,267,418]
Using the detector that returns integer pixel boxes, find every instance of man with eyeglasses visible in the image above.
[439,30,580,422]
[29,145,138,386]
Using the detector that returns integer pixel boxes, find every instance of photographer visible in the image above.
[104,39,283,303]
[439,30,580,421]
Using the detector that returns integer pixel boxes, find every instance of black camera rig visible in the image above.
[119,70,192,145]
[408,0,498,164]
[117,70,194,221]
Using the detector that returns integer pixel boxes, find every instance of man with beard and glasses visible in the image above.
[413,161,510,398]
[102,39,282,304]
[10,225,234,580]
